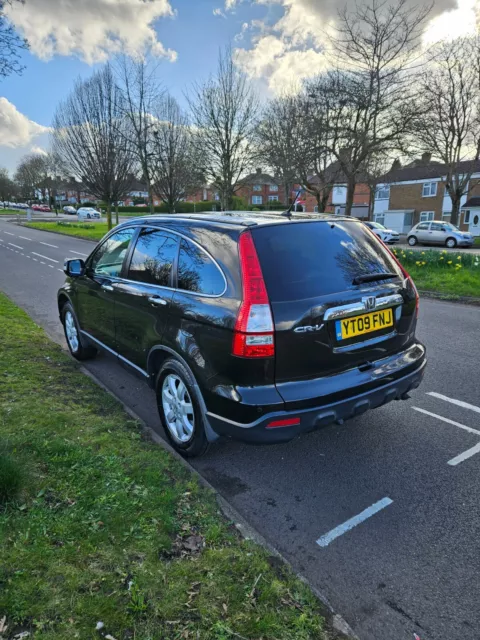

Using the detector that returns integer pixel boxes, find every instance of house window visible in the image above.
[269,184,278,192]
[214,192,220,201]
[253,185,262,191]
[464,210,471,224]
[374,214,385,226]
[313,205,319,213]
[252,196,263,205]
[376,186,390,200]
[422,182,437,197]
[420,211,435,222]
[268,195,278,202]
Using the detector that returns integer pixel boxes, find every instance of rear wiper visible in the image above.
[353,272,398,285]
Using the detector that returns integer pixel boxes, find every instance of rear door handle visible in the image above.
[148,295,167,306]
[101,284,114,292]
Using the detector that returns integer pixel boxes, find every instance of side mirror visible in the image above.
[64,258,85,277]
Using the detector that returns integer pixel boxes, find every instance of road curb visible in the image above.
[419,290,480,306]
[79,363,359,640]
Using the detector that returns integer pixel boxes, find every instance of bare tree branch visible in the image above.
[52,64,134,229]
[187,47,258,210]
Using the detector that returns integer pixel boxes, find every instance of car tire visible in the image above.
[445,237,457,249]
[408,236,418,246]
[87,213,91,219]
[156,358,210,457]
[62,303,97,361]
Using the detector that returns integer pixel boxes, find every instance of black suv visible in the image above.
[58,213,426,456]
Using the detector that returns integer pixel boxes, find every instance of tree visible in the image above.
[188,47,258,210]
[311,0,431,215]
[116,56,163,215]
[151,95,201,213]
[255,94,301,208]
[0,166,15,204]
[52,64,134,229]
[0,0,27,80]
[14,153,48,201]
[414,38,480,226]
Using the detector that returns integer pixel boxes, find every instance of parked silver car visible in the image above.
[77,207,101,221]
[407,221,474,248]
[364,221,400,244]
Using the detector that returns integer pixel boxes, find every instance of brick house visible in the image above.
[236,168,285,207]
[373,155,480,235]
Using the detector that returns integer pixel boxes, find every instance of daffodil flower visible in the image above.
[448,260,452,264]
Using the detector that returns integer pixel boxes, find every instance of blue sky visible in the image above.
[0,0,471,173]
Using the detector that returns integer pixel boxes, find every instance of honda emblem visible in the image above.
[363,296,376,311]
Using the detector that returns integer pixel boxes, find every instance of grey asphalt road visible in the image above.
[1,218,480,640]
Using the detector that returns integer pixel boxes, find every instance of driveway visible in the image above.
[1,218,479,640]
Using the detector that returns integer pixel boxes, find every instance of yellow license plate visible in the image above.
[335,308,393,341]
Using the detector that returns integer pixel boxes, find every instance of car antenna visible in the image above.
[281,187,303,218]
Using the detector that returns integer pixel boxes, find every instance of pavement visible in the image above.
[1,217,480,640]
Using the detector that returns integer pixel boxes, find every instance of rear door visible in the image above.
[114,227,178,370]
[252,219,417,386]
[416,222,431,242]
[429,222,445,244]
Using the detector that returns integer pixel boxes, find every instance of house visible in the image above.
[236,168,285,207]
[373,155,480,235]
[460,197,480,236]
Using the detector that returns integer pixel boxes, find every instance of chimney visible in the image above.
[421,152,431,164]
[391,159,402,171]
[256,168,262,174]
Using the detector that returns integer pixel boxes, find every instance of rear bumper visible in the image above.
[207,349,426,444]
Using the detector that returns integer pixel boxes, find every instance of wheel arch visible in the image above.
[147,345,219,442]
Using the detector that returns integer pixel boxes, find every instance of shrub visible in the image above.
[231,195,249,210]
[0,452,24,504]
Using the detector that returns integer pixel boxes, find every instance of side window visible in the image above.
[431,223,442,231]
[128,228,178,287]
[90,227,136,277]
[177,239,225,295]
[417,222,429,230]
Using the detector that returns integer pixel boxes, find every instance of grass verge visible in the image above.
[25,220,109,241]
[393,248,480,298]
[0,209,23,215]
[0,293,330,640]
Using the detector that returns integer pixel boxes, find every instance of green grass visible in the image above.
[0,293,330,640]
[25,220,109,241]
[0,208,23,215]
[474,237,480,247]
[393,248,480,298]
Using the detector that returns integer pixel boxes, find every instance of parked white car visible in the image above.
[77,207,101,221]
[364,221,400,244]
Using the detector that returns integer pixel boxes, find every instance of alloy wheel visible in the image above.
[161,374,195,443]
[65,311,79,352]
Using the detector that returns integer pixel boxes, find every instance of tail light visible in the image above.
[232,231,275,358]
[385,242,420,318]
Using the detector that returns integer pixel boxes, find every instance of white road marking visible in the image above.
[26,255,31,258]
[412,407,480,437]
[69,250,88,257]
[448,443,480,466]
[48,264,54,268]
[427,392,480,416]
[40,261,45,265]
[316,497,393,548]
[40,241,59,248]
[31,252,59,263]
[57,268,64,273]
[8,242,23,250]
[3,231,14,236]
[18,235,32,241]
[32,258,38,261]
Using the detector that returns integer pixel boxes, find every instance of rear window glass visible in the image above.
[252,221,401,302]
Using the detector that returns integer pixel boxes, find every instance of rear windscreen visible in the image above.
[252,220,401,302]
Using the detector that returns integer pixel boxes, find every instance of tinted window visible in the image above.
[128,229,178,286]
[252,221,401,302]
[90,227,135,277]
[177,239,224,295]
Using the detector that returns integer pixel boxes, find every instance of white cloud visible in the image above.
[229,0,461,94]
[4,0,177,65]
[30,145,48,157]
[0,98,50,148]
[213,7,227,18]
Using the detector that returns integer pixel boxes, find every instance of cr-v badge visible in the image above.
[294,323,324,333]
